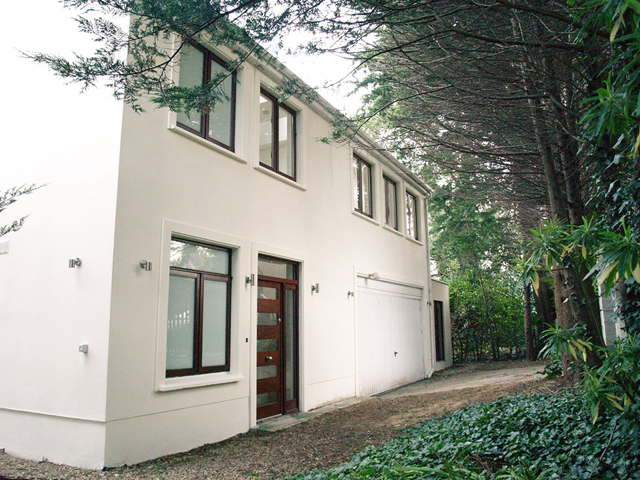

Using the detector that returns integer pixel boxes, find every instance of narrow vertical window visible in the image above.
[434,300,445,362]
[166,238,232,377]
[177,43,236,151]
[406,191,419,240]
[259,89,296,180]
[353,155,373,217]
[384,176,398,230]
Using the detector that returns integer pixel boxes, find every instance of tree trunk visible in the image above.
[553,268,579,382]
[534,277,555,354]
[524,283,535,360]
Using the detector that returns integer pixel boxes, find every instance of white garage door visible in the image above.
[356,276,425,396]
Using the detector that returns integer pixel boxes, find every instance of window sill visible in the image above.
[254,165,307,191]
[352,210,379,226]
[169,126,248,164]
[157,373,244,392]
[382,224,405,238]
[406,235,424,247]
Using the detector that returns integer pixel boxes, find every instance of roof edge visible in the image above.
[245,47,433,196]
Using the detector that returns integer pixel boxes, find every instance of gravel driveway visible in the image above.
[0,361,555,480]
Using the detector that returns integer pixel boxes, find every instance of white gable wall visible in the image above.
[0,2,123,469]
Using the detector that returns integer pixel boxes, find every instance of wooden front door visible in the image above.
[256,260,299,420]
[257,280,283,419]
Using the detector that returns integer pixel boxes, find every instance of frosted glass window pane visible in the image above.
[258,286,278,299]
[406,193,417,239]
[258,257,295,280]
[202,280,228,368]
[258,312,278,325]
[278,109,295,177]
[259,95,274,167]
[170,239,229,274]
[257,365,278,380]
[257,392,277,407]
[166,275,195,370]
[353,158,360,208]
[207,59,233,147]
[362,162,372,215]
[177,45,204,132]
[285,289,296,402]
[385,178,397,229]
[258,339,278,352]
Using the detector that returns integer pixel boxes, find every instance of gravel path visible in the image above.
[0,361,558,480]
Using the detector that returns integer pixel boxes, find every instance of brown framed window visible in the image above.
[259,89,297,180]
[166,238,232,377]
[353,155,373,217]
[406,191,419,240]
[384,176,398,230]
[434,300,445,362]
[176,43,237,151]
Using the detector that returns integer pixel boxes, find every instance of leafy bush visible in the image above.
[284,392,640,480]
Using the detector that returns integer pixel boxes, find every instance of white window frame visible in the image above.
[253,79,308,191]
[405,189,423,244]
[167,40,248,164]
[382,172,404,235]
[352,152,380,225]
[155,220,245,392]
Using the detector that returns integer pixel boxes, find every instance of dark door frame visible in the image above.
[256,255,300,420]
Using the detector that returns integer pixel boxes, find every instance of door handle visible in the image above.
[266,356,273,361]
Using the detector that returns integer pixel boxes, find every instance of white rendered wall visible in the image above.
[0,1,123,469]
[431,280,453,370]
[103,59,432,465]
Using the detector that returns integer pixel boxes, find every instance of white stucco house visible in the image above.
[0,6,451,470]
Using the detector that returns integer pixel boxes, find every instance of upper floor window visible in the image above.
[166,238,232,377]
[177,43,237,151]
[259,89,297,180]
[384,176,398,230]
[406,191,419,240]
[353,155,373,217]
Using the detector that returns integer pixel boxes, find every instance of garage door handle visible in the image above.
[266,356,273,361]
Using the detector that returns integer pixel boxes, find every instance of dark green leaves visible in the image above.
[284,391,640,480]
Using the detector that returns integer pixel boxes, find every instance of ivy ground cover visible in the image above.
[284,391,640,479]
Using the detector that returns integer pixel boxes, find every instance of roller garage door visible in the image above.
[356,276,425,396]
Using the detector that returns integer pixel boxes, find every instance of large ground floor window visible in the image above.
[166,238,232,377]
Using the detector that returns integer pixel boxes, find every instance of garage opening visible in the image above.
[356,276,425,396]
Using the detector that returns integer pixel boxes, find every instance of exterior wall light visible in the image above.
[368,272,380,280]
[140,260,152,271]
[311,283,320,294]
[69,258,82,268]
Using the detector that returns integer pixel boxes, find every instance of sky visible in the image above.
[0,2,362,119]
[0,2,124,191]
[269,41,364,115]
[0,0,364,194]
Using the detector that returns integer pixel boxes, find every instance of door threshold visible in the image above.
[252,397,368,433]
[253,411,316,432]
